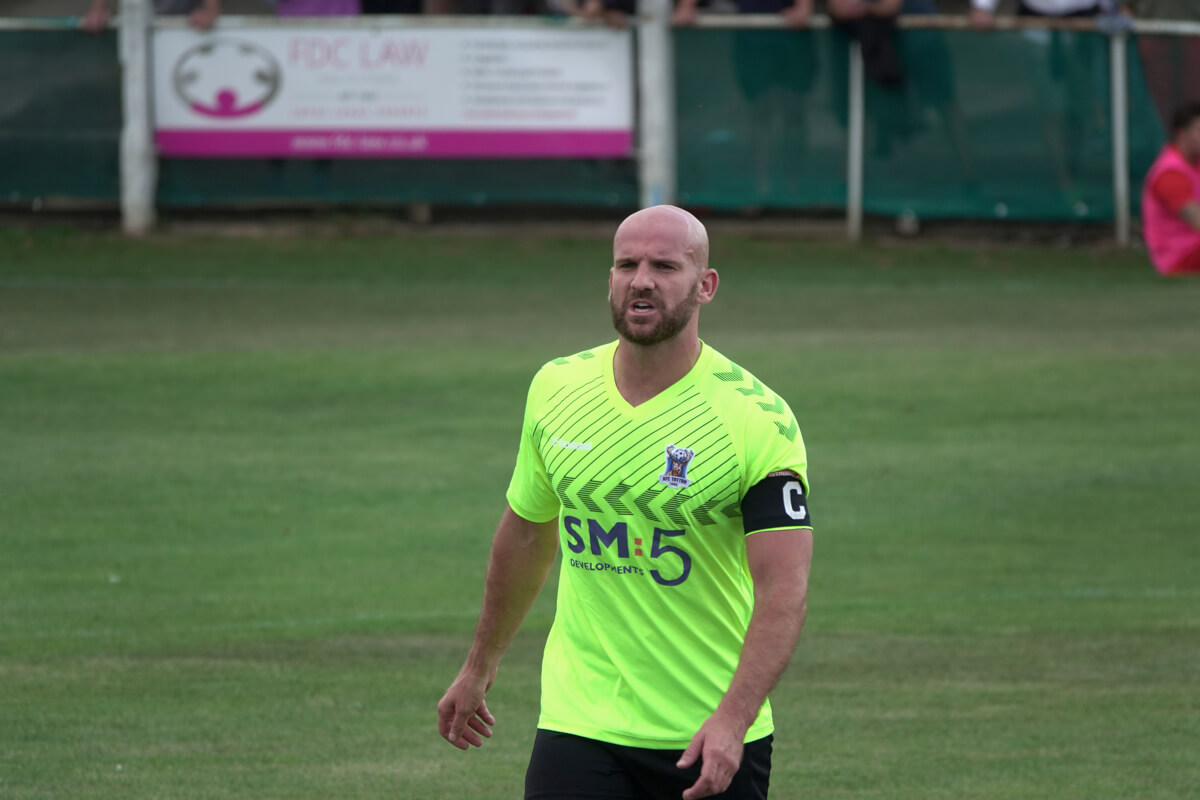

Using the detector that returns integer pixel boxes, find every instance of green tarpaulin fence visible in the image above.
[675,26,1167,220]
[1,31,122,202]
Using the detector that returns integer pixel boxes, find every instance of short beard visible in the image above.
[610,282,700,346]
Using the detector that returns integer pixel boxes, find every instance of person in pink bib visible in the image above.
[1142,102,1200,276]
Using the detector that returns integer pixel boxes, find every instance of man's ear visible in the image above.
[697,268,719,304]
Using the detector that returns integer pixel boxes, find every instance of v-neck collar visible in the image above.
[602,339,712,419]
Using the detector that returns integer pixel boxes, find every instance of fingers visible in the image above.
[438,696,494,750]
[678,735,712,799]
[444,711,484,749]
[477,699,496,726]
[681,760,736,800]
[464,713,494,743]
[676,737,701,770]
[452,721,487,749]
[678,727,742,799]
[449,707,470,748]
[437,709,468,750]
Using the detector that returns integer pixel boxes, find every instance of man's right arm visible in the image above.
[437,504,559,750]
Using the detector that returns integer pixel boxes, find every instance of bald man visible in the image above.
[438,206,814,800]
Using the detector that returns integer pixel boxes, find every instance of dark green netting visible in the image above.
[0,31,122,202]
[675,27,848,211]
[675,26,1169,221]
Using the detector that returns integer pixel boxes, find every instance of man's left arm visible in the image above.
[677,526,813,800]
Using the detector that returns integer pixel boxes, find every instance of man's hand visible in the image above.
[968,6,995,28]
[677,712,748,799]
[80,0,111,33]
[780,0,812,28]
[437,507,558,752]
[827,0,868,19]
[187,2,219,30]
[671,0,699,25]
[437,668,497,750]
[677,526,810,798]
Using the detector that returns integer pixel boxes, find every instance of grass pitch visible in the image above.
[1,226,1198,799]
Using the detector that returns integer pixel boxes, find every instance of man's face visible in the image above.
[608,216,708,346]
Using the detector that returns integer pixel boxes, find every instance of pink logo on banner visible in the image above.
[173,39,281,120]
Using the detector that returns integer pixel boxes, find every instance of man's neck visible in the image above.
[613,336,703,407]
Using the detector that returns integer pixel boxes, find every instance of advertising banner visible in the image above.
[152,26,634,158]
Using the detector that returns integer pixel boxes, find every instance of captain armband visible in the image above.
[741,472,812,535]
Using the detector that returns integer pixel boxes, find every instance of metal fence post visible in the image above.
[638,0,676,208]
[1109,31,1130,247]
[847,39,864,243]
[119,0,155,235]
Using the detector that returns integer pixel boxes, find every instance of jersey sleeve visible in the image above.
[734,383,811,527]
[505,369,561,524]
[1151,168,1196,215]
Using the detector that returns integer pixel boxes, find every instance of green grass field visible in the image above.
[2,226,1198,799]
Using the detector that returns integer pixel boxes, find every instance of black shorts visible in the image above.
[525,729,773,800]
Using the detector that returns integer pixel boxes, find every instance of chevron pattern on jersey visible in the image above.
[551,350,597,366]
[712,357,797,442]
[535,379,737,528]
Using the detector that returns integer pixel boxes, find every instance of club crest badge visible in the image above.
[659,444,695,489]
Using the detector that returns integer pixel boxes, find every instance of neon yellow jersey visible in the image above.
[506,340,811,749]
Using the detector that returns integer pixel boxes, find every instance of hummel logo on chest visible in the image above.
[551,438,593,451]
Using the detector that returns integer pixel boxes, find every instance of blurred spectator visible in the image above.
[869,0,978,187]
[1142,101,1200,275]
[1124,0,1200,133]
[968,0,1119,200]
[594,0,635,27]
[81,0,220,32]
[968,0,1122,27]
[672,0,813,26]
[672,0,816,203]
[828,0,905,88]
[546,0,634,27]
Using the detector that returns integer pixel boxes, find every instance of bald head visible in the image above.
[608,205,719,347]
[613,205,709,271]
